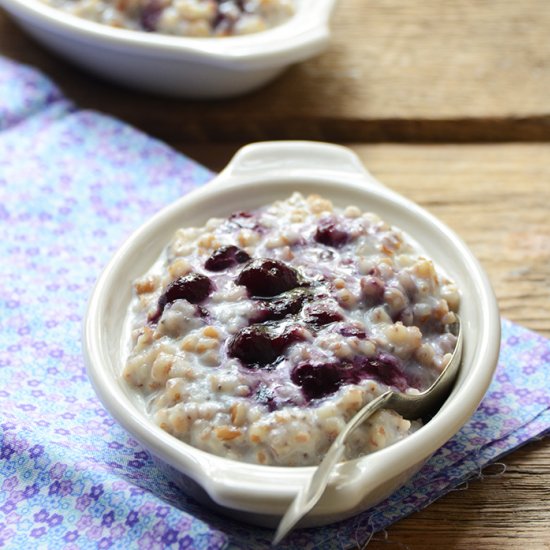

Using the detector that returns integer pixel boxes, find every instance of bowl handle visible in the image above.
[216,141,387,189]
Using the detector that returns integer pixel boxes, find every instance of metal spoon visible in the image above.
[273,317,462,545]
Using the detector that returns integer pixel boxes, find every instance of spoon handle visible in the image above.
[273,390,394,545]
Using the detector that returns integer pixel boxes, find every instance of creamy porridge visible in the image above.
[41,0,295,37]
[123,193,459,466]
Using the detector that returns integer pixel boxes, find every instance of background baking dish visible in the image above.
[0,0,337,97]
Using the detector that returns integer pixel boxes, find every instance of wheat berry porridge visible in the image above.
[123,192,460,466]
[41,0,295,36]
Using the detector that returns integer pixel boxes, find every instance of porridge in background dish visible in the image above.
[123,193,460,466]
[40,0,295,36]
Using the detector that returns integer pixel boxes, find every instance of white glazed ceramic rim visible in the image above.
[83,141,501,518]
[0,0,335,68]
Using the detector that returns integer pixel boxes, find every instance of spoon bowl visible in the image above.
[274,317,463,544]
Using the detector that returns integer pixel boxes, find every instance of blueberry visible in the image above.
[302,302,343,328]
[292,352,408,400]
[236,258,301,298]
[314,216,351,248]
[253,288,310,323]
[227,323,304,368]
[291,361,344,400]
[205,245,250,272]
[149,273,214,323]
[353,353,408,391]
[227,325,280,367]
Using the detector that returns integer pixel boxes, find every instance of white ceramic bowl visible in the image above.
[0,0,336,97]
[83,140,501,528]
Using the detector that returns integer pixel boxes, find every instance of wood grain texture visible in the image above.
[3,1,550,141]
[1,1,549,539]
[180,143,550,548]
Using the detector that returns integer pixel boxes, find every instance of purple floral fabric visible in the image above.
[0,55,549,549]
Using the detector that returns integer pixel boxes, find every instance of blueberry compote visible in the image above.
[204,245,250,272]
[314,215,352,248]
[236,258,302,298]
[291,353,408,401]
[252,288,310,323]
[125,193,459,466]
[149,272,213,323]
[302,302,344,328]
[228,323,305,368]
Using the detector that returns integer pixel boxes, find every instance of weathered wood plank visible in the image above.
[3,1,550,141]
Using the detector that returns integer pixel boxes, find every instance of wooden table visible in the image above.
[1,1,549,547]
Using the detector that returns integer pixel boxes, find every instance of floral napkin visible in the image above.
[0,56,549,549]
